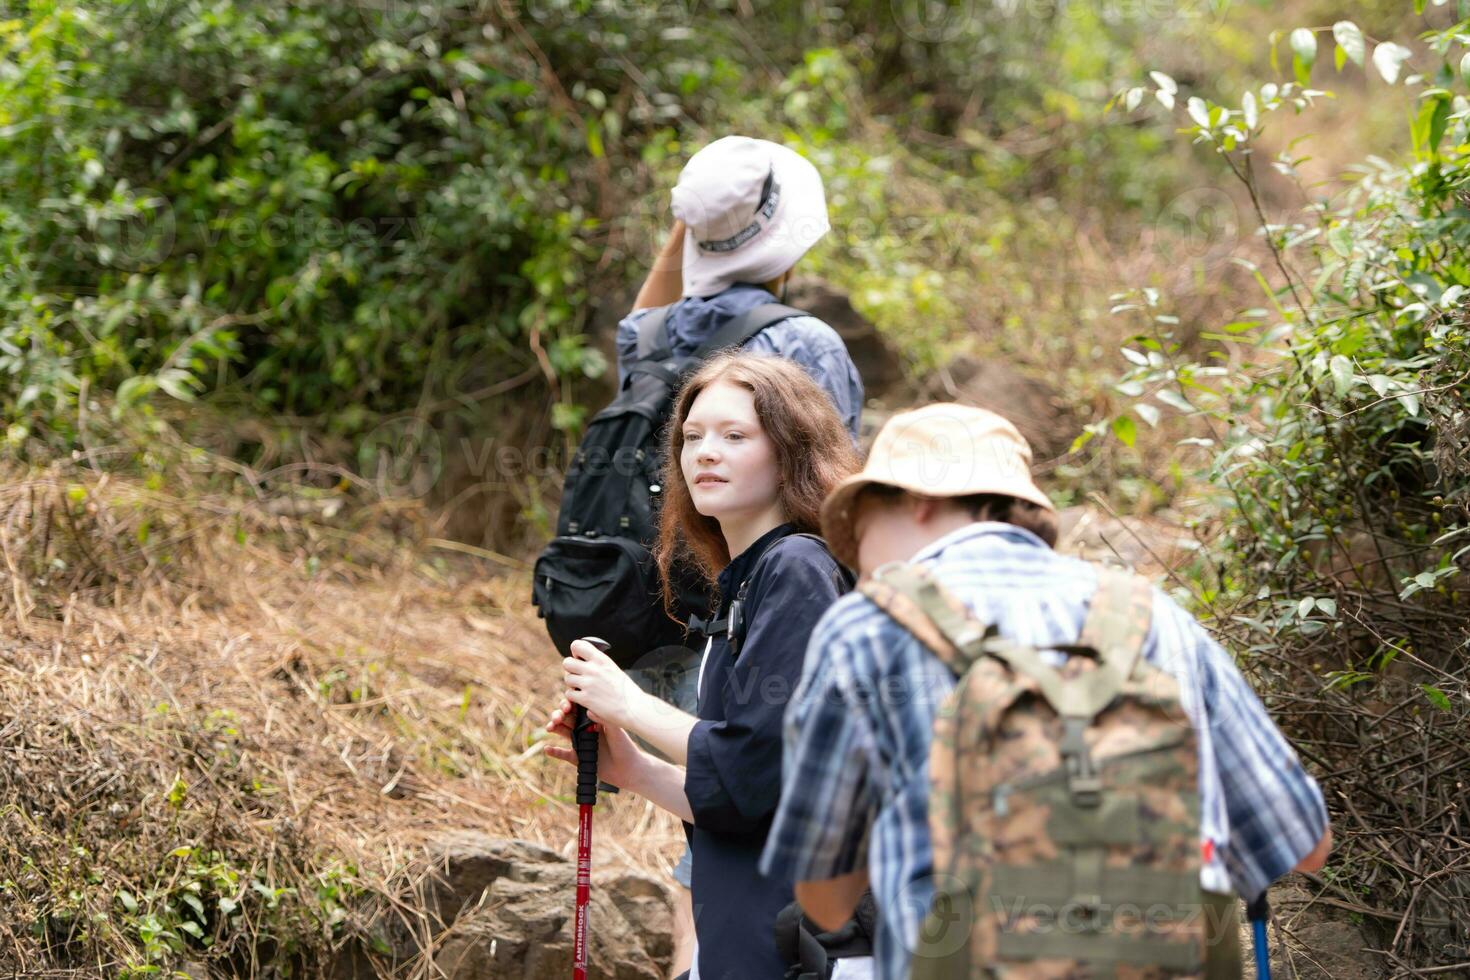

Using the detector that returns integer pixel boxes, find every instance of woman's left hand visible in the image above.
[564,638,648,732]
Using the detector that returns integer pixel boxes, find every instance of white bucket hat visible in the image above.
[670,136,831,298]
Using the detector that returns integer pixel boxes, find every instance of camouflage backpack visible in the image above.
[859,563,1241,979]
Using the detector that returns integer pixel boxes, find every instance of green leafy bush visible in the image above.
[1106,12,1470,967]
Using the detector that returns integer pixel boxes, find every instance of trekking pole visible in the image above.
[572,636,610,980]
[1247,892,1271,980]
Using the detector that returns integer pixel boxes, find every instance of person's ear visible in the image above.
[910,495,940,525]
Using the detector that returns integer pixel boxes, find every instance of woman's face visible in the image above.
[680,380,781,524]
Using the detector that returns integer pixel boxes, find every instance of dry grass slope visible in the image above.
[0,467,681,977]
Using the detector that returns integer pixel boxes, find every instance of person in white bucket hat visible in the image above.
[670,135,832,299]
[616,135,862,443]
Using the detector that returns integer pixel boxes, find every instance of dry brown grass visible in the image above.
[0,463,682,977]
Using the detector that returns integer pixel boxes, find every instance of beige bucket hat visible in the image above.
[821,403,1056,569]
[671,136,830,298]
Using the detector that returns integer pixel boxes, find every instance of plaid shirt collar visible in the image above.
[909,520,1049,564]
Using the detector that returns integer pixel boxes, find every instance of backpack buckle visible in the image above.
[1068,771,1103,807]
[1061,717,1102,807]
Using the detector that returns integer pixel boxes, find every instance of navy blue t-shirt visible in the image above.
[683,523,850,980]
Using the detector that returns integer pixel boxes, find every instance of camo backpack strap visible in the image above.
[1077,565,1154,679]
[865,563,1147,727]
[859,561,1034,889]
[857,562,989,677]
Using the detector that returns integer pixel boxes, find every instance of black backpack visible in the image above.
[531,301,808,666]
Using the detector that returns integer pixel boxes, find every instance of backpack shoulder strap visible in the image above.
[857,563,986,678]
[1077,566,1154,680]
[721,532,848,651]
[861,563,1126,720]
[692,302,806,361]
[634,305,674,361]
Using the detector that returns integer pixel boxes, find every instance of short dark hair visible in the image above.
[854,485,1059,548]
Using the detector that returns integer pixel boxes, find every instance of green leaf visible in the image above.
[1112,415,1137,447]
[1317,597,1337,617]
[1135,403,1160,427]
[1297,596,1315,618]
[1156,389,1193,413]
[1328,354,1353,397]
[1290,28,1317,65]
[156,371,197,403]
[1425,95,1451,156]
[166,773,188,809]
[1460,51,1470,86]
[1242,91,1258,129]
[116,375,156,410]
[1421,684,1451,711]
[117,890,139,914]
[550,401,586,432]
[1187,97,1211,128]
[1327,225,1353,257]
[1372,42,1411,85]
[1291,28,1317,85]
[1146,73,1174,108]
[1331,21,1364,67]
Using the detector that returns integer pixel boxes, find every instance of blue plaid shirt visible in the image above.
[759,522,1329,980]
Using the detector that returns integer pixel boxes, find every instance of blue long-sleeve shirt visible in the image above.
[615,283,864,442]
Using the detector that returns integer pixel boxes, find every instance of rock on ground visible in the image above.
[1056,506,1198,577]
[333,834,674,980]
[785,278,905,398]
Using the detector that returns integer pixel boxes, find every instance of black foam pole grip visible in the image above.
[573,637,610,807]
[574,703,598,805]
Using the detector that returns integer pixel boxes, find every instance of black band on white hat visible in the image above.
[697,168,781,254]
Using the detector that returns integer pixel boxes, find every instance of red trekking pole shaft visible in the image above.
[571,637,608,980]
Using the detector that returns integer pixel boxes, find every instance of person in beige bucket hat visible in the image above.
[759,403,1333,980]
[819,403,1056,574]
